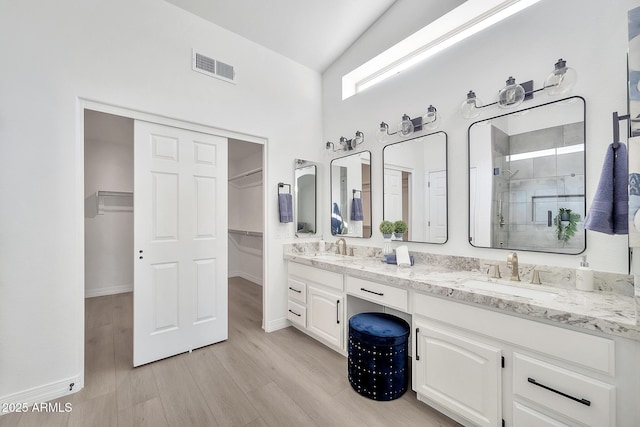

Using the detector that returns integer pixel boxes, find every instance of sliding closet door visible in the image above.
[133,120,228,367]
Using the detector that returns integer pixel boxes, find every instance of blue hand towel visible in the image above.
[351,197,364,221]
[584,143,628,234]
[278,193,293,223]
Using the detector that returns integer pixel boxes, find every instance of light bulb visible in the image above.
[498,76,525,109]
[376,122,389,143]
[544,58,577,96]
[461,90,481,119]
[399,114,414,137]
[354,130,364,145]
[422,105,440,131]
[339,136,349,150]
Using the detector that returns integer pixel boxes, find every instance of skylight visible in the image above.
[341,0,542,100]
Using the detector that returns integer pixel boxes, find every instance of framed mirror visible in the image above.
[330,151,372,238]
[468,96,586,254]
[383,132,448,243]
[294,159,316,236]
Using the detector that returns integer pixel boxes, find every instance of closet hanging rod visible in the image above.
[612,111,630,148]
[229,228,263,237]
[228,167,262,182]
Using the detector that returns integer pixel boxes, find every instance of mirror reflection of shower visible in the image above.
[501,169,519,178]
[497,169,519,229]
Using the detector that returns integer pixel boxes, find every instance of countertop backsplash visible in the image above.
[283,242,634,297]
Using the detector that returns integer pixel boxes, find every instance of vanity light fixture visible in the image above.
[376,106,440,143]
[460,58,577,118]
[498,76,526,109]
[326,131,365,152]
[543,58,577,96]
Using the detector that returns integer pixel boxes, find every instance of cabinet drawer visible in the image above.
[287,300,306,327]
[288,262,343,291]
[513,353,615,427]
[287,278,306,304]
[513,402,569,427]
[346,276,408,312]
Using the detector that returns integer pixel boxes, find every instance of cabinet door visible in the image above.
[307,286,343,349]
[414,318,502,427]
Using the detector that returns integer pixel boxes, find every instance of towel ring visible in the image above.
[352,189,362,198]
[278,182,291,194]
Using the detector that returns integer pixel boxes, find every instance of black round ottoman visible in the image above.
[348,312,410,401]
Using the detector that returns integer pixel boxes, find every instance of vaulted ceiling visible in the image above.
[165,0,397,72]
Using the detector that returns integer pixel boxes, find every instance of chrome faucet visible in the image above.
[507,252,520,281]
[336,238,347,255]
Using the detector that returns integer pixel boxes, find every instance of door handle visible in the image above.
[138,249,143,260]
[415,327,420,361]
[336,300,340,324]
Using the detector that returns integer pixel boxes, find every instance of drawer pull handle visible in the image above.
[288,286,302,293]
[360,287,384,296]
[527,377,591,407]
[336,300,340,324]
[288,309,301,317]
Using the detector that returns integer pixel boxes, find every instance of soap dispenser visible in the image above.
[575,256,594,292]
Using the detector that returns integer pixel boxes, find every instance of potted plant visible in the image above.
[554,208,580,243]
[393,220,408,239]
[379,220,394,238]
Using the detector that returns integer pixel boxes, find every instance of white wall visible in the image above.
[84,111,134,297]
[0,0,323,404]
[321,0,635,273]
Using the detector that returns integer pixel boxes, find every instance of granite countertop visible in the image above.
[284,252,640,342]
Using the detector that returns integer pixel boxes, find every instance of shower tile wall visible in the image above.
[492,122,585,252]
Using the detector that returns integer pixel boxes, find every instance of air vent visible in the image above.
[192,50,236,84]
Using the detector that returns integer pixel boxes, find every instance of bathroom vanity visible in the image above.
[284,247,640,427]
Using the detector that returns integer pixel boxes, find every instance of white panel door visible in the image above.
[414,318,502,427]
[134,120,228,367]
[428,170,447,243]
[384,168,403,222]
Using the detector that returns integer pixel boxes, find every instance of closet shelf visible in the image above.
[229,228,263,237]
[228,168,263,189]
[228,168,262,182]
[96,191,133,214]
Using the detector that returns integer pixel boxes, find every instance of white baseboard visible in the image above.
[0,374,83,415]
[85,283,132,298]
[229,272,263,286]
[264,316,289,332]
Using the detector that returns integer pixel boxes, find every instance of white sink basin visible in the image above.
[462,280,557,301]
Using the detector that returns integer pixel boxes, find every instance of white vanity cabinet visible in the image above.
[287,262,345,351]
[285,259,639,426]
[307,285,344,349]
[412,292,626,427]
[414,317,502,427]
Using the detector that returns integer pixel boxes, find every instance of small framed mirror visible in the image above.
[383,132,448,243]
[294,159,316,236]
[330,151,372,238]
[468,96,586,254]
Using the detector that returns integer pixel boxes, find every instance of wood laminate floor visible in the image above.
[0,277,459,427]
